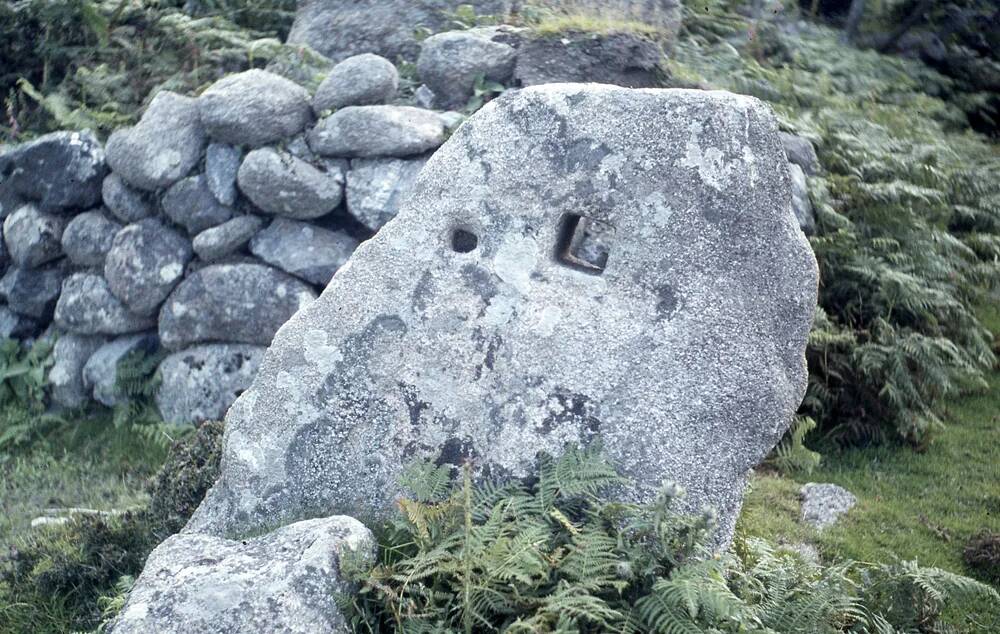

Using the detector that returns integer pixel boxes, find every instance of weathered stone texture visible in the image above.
[188,86,818,546]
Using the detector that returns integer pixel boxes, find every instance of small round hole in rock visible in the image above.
[451,229,478,253]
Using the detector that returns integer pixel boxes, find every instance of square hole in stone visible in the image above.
[555,214,615,275]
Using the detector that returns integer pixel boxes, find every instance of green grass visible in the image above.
[0,411,175,550]
[739,305,1000,632]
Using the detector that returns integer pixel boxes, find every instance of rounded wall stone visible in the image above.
[104,219,193,316]
[158,263,317,350]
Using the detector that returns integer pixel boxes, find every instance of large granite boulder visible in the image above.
[104,219,193,316]
[249,218,358,286]
[313,53,399,112]
[346,156,428,231]
[156,344,266,425]
[286,0,513,63]
[61,211,122,268]
[158,263,317,350]
[105,92,205,192]
[3,204,65,268]
[198,70,313,148]
[237,149,343,219]
[108,515,373,634]
[417,28,517,109]
[0,130,106,212]
[187,86,819,546]
[54,273,155,335]
[308,106,446,158]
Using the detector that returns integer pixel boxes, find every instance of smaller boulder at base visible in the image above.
[107,515,373,634]
[156,344,265,425]
[198,70,313,148]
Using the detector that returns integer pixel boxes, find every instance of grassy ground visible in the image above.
[739,305,1000,632]
[0,411,175,551]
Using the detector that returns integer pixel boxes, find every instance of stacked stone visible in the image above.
[0,55,464,424]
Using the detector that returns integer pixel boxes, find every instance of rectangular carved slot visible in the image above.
[556,213,615,275]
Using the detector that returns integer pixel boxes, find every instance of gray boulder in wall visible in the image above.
[192,215,264,262]
[313,53,399,113]
[83,333,158,407]
[105,92,205,192]
[156,344,265,425]
[161,175,233,234]
[0,264,65,320]
[54,273,156,335]
[346,156,428,231]
[3,204,65,268]
[0,130,106,212]
[198,70,313,148]
[237,149,343,220]
[0,305,40,339]
[249,218,358,286]
[102,173,155,223]
[186,85,819,546]
[61,211,122,268]
[108,515,373,634]
[158,263,317,350]
[205,143,241,206]
[286,0,513,63]
[49,333,107,408]
[417,28,517,110]
[309,106,446,158]
[104,219,192,316]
